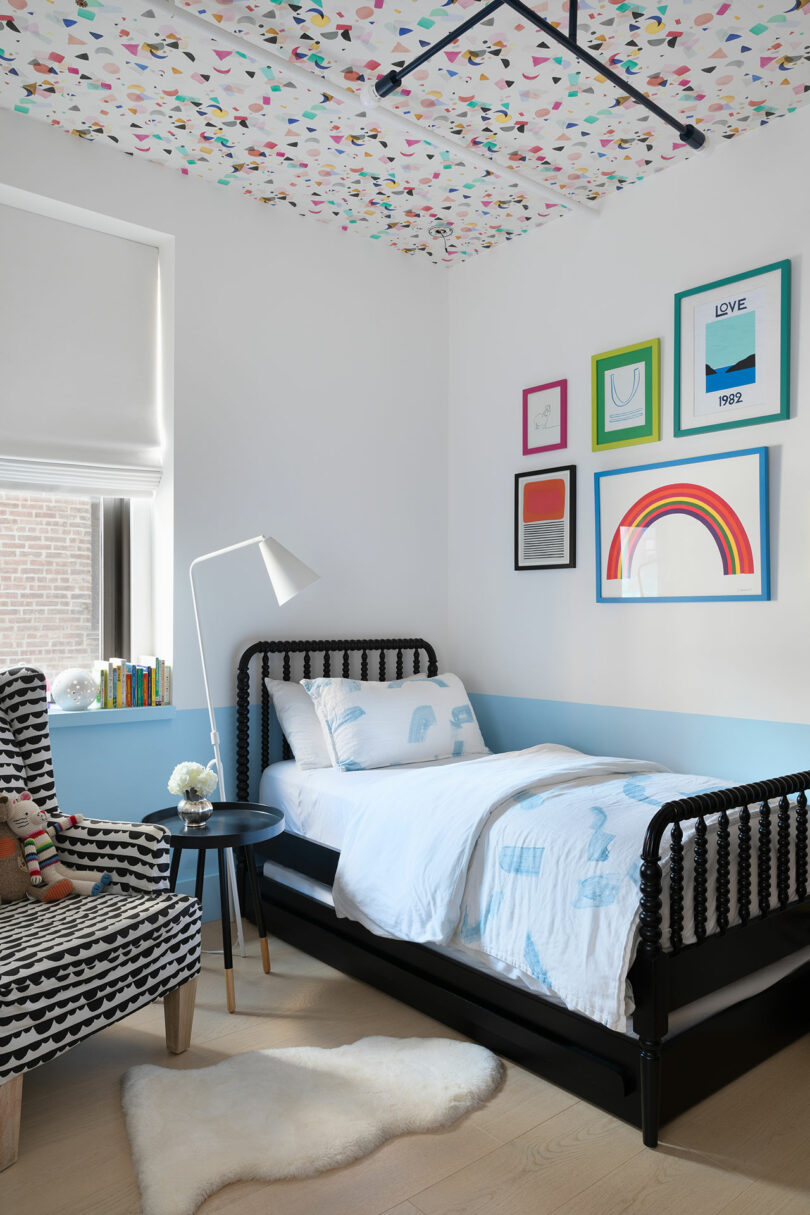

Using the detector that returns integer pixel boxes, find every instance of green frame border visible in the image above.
[673,259,791,438]
[591,338,660,452]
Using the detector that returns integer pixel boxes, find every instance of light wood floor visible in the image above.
[2,921,810,1215]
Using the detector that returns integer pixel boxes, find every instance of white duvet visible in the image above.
[333,745,729,1031]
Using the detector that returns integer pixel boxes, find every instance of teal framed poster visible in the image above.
[674,260,790,437]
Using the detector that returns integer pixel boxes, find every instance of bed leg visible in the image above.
[640,1038,661,1148]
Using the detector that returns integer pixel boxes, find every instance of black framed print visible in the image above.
[515,465,576,571]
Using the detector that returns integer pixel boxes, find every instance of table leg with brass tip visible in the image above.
[245,844,272,974]
[218,848,236,1013]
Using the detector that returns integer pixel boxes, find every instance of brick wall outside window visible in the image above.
[0,490,101,688]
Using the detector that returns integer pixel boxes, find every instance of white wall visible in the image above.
[1,108,449,710]
[447,105,810,726]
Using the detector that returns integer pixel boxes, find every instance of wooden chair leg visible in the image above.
[0,1075,23,1172]
[164,977,198,1055]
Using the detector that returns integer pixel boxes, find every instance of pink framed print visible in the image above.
[523,379,567,455]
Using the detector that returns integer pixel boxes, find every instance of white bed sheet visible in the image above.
[258,758,810,1037]
[258,756,468,852]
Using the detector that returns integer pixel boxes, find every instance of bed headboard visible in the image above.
[235,637,438,800]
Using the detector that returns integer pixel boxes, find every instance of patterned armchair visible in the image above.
[0,667,202,1170]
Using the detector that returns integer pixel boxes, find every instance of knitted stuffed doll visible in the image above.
[0,792,112,897]
[0,811,76,904]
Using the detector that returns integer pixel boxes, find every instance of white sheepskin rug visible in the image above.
[122,1035,503,1215]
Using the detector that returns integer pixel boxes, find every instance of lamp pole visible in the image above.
[189,535,319,957]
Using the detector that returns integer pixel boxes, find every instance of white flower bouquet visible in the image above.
[168,760,218,801]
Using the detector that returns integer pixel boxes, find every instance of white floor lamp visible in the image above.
[189,535,319,955]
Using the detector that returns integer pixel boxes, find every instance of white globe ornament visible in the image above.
[51,668,99,711]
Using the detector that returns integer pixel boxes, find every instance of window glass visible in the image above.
[0,490,101,687]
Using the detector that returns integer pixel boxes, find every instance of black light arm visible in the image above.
[370,0,705,151]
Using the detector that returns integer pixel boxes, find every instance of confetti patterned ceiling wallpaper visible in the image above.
[1,1,809,263]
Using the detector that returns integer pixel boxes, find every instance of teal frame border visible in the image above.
[674,259,791,438]
[594,446,770,603]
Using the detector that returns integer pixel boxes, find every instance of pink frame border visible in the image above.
[522,379,568,455]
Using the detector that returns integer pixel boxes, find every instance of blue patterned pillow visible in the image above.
[300,673,489,771]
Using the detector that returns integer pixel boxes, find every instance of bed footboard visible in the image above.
[634,770,810,1147]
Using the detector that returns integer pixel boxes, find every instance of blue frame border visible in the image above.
[594,447,770,603]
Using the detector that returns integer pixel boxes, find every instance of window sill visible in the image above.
[48,705,177,729]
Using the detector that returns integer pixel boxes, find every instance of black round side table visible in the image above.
[143,802,284,1013]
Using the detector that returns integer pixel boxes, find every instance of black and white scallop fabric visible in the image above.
[56,819,171,894]
[0,892,201,1084]
[0,666,58,814]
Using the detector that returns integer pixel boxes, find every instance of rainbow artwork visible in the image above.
[606,482,755,582]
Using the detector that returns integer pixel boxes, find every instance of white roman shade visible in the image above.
[0,203,162,495]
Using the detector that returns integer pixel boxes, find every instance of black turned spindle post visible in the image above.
[716,808,730,934]
[323,650,331,677]
[758,799,772,917]
[235,662,250,802]
[379,650,386,681]
[694,815,708,943]
[261,651,270,771]
[796,791,808,902]
[669,819,684,952]
[777,795,791,909]
[303,649,311,680]
[361,649,368,680]
[738,804,752,925]
[342,650,350,678]
[396,648,404,679]
[413,647,421,674]
[638,852,664,1149]
[280,650,292,759]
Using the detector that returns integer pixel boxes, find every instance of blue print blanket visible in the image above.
[332,745,726,1030]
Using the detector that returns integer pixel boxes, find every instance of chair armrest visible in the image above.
[53,818,171,893]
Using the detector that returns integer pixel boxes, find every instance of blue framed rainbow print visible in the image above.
[594,448,769,603]
[674,260,790,437]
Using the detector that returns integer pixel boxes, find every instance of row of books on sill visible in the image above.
[94,657,172,709]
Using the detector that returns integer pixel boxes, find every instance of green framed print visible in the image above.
[591,338,660,452]
[674,259,791,437]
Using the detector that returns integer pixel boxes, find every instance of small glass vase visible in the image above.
[177,787,213,828]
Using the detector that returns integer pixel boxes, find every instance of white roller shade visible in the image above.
[0,203,161,478]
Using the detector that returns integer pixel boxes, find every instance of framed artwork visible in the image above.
[595,447,769,603]
[674,260,790,437]
[523,379,567,455]
[515,465,576,571]
[592,338,660,452]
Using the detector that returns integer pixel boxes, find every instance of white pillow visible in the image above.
[300,672,489,771]
[264,677,333,769]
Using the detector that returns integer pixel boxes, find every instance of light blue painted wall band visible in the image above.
[470,693,810,784]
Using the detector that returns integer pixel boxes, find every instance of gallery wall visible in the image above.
[447,104,810,780]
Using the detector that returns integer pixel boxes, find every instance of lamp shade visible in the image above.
[259,536,319,606]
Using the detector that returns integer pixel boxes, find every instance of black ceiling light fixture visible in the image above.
[368,0,706,151]
[428,222,456,254]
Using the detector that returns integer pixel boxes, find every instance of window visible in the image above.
[0,490,138,687]
[0,195,172,697]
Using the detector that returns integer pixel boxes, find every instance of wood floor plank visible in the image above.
[408,1102,644,1215]
[549,1138,752,1215]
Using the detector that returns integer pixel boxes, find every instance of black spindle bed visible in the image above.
[236,637,810,1148]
